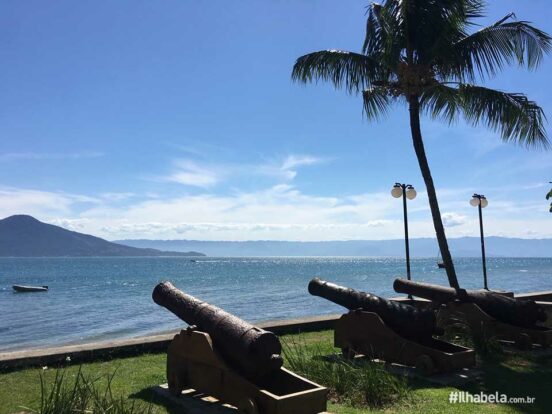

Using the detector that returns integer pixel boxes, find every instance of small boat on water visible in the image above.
[437,262,446,269]
[12,284,49,292]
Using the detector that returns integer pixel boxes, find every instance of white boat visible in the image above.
[12,284,48,292]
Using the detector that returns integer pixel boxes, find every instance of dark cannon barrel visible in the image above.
[152,281,283,380]
[393,278,547,328]
[392,279,460,303]
[308,278,440,340]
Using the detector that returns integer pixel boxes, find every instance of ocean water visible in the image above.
[0,256,551,352]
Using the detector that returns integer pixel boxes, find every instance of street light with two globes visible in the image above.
[470,194,489,290]
[391,183,417,281]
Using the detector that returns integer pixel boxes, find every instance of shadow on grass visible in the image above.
[404,354,551,414]
[462,359,550,414]
[130,388,181,414]
[131,387,234,414]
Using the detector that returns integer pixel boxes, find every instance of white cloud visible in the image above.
[0,187,99,218]
[281,155,324,170]
[442,212,467,227]
[164,160,220,188]
[48,218,91,231]
[1,183,551,241]
[160,154,326,188]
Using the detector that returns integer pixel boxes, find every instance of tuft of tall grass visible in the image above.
[282,337,411,408]
[439,315,503,359]
[21,367,152,414]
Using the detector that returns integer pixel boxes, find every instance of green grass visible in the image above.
[22,368,153,414]
[282,336,410,408]
[0,330,550,414]
[0,353,168,414]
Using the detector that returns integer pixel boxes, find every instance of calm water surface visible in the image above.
[0,257,551,352]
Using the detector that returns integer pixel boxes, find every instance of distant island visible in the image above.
[0,215,205,257]
[3,214,548,258]
[115,237,552,258]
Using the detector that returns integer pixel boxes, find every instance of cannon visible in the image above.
[308,277,440,340]
[393,278,551,348]
[153,282,327,414]
[153,281,283,380]
[308,278,475,374]
[393,279,547,328]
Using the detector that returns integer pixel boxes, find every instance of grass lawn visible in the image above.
[0,330,549,414]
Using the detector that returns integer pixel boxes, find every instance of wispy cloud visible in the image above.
[522,182,549,190]
[0,187,100,218]
[281,155,324,170]
[0,151,103,162]
[99,192,136,202]
[160,154,327,188]
[164,160,221,188]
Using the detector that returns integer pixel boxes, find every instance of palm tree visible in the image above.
[292,0,550,289]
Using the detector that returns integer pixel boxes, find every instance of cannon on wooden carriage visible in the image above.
[308,278,475,375]
[393,278,551,349]
[152,281,327,414]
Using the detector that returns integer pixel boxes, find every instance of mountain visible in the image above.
[115,237,552,258]
[0,215,204,257]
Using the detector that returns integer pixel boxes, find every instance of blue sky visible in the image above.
[0,0,551,241]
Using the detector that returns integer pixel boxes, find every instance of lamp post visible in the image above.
[470,194,489,290]
[392,183,417,282]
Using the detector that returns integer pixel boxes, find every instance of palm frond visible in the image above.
[426,0,486,62]
[362,3,383,57]
[394,0,486,64]
[362,2,403,70]
[362,87,392,121]
[420,84,460,124]
[292,50,381,94]
[458,84,549,148]
[442,14,552,80]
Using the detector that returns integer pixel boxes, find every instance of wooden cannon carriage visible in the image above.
[438,301,551,349]
[153,282,327,414]
[309,278,475,375]
[393,279,551,349]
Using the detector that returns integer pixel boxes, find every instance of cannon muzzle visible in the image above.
[153,281,283,380]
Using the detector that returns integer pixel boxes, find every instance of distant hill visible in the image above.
[0,215,204,257]
[115,237,552,258]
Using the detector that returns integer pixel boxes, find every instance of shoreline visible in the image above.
[2,290,551,371]
[2,291,552,357]
[0,313,341,371]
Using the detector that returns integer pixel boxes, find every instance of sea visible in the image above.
[0,256,551,352]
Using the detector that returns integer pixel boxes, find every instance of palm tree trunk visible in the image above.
[408,95,460,289]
